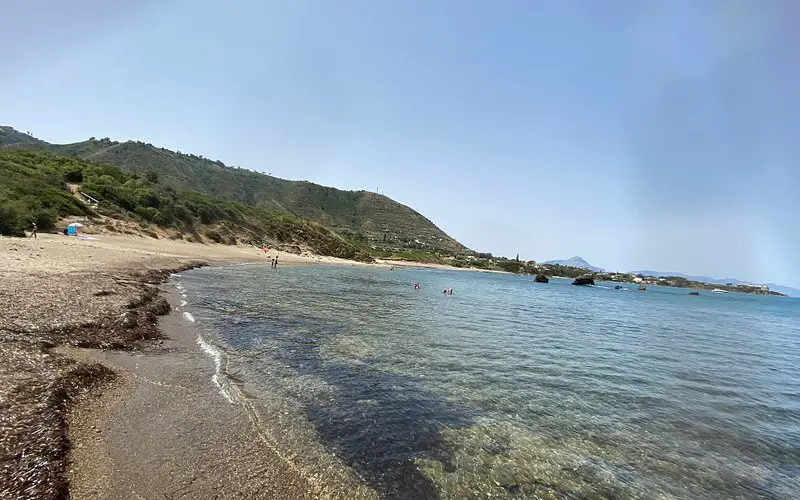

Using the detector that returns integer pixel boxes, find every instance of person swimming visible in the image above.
[413,282,420,289]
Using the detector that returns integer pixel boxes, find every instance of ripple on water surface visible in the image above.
[177,265,800,499]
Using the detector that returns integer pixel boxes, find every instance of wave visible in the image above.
[183,311,196,322]
[180,300,188,307]
[196,335,234,403]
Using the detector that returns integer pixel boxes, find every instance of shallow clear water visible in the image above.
[177,264,800,499]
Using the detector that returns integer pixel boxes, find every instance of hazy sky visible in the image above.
[3,1,798,287]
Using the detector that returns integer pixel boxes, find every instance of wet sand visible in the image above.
[0,233,376,499]
[63,291,323,499]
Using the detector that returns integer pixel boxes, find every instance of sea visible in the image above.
[174,264,800,499]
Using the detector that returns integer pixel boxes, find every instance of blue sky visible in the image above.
[3,0,799,287]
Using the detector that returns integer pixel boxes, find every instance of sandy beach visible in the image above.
[0,233,378,499]
[376,259,511,275]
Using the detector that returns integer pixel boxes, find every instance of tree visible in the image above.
[145,169,159,184]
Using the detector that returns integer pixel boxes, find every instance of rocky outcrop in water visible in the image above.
[534,274,549,283]
[571,276,594,286]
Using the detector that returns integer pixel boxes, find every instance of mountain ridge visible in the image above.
[0,126,467,253]
[542,256,605,272]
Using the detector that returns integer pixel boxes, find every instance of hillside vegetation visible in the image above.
[0,150,372,261]
[0,127,466,253]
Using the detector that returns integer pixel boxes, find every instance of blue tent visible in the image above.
[66,222,83,235]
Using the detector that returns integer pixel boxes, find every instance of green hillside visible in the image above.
[0,127,467,253]
[0,150,372,261]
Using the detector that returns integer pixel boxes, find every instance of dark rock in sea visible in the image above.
[614,285,622,290]
[689,291,700,296]
[572,276,594,286]
[534,274,549,283]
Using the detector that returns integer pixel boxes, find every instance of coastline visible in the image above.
[1,232,529,498]
[0,233,376,499]
[376,258,511,274]
[63,287,332,499]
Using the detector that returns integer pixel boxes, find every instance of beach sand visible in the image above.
[0,233,377,499]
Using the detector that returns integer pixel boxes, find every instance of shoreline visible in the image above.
[0,232,521,498]
[64,285,333,499]
[375,258,512,274]
[0,233,367,499]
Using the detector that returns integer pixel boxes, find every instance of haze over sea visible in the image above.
[176,264,800,499]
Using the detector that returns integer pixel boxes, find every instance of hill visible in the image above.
[0,150,372,261]
[0,126,50,149]
[0,127,467,253]
[542,256,604,272]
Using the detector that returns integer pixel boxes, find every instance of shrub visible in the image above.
[64,165,84,183]
[204,229,223,243]
[0,201,24,236]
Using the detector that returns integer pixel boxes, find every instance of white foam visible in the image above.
[183,311,196,322]
[180,300,188,307]
[171,273,183,278]
[196,335,234,403]
[176,283,184,291]
[181,293,187,298]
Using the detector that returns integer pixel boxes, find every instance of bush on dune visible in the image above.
[0,150,373,261]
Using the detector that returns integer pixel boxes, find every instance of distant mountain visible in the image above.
[543,256,604,272]
[629,270,800,297]
[0,126,467,253]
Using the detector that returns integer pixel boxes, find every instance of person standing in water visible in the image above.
[273,254,279,269]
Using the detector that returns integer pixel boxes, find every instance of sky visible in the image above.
[2,0,799,287]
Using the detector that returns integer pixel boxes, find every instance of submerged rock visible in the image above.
[534,274,549,283]
[689,291,700,296]
[572,277,594,286]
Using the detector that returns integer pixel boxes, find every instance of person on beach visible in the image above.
[29,222,37,239]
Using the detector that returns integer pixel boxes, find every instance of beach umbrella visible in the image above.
[67,222,84,228]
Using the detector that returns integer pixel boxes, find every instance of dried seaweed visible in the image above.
[0,262,205,499]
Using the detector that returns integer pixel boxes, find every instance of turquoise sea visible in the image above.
[176,264,800,499]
